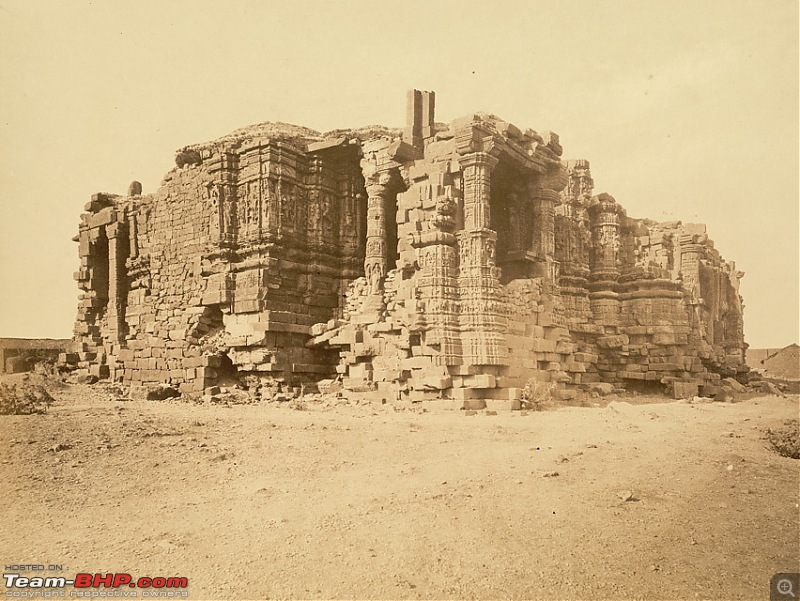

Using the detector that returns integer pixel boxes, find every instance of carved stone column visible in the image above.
[409,186,462,366]
[461,153,497,230]
[679,234,705,300]
[588,193,622,326]
[457,151,507,367]
[106,222,127,344]
[363,172,391,296]
[588,193,622,284]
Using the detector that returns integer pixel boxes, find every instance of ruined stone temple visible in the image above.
[61,91,747,403]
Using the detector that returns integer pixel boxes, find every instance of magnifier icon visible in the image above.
[778,579,796,597]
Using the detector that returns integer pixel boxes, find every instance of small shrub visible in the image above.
[520,379,556,411]
[0,382,55,415]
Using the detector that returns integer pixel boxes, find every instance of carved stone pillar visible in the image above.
[106,222,127,344]
[409,187,462,366]
[457,152,507,367]
[588,193,622,283]
[528,187,559,282]
[461,153,497,230]
[364,173,391,296]
[679,235,705,300]
[588,194,622,326]
[128,209,139,260]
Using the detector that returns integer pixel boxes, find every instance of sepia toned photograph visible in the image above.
[1,1,798,599]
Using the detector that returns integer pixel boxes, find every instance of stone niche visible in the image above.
[61,91,747,403]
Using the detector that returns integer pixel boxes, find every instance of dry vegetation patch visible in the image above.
[766,419,800,459]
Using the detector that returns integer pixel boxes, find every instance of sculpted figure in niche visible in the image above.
[343,196,355,228]
[282,184,296,228]
[599,225,619,250]
[485,239,496,266]
[260,180,271,227]
[309,193,321,232]
[205,183,221,241]
[321,192,332,227]
[248,182,259,226]
[222,187,236,238]
[239,183,251,227]
[366,262,384,295]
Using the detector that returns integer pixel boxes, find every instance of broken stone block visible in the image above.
[74,374,98,385]
[553,388,578,401]
[421,375,452,390]
[462,399,487,411]
[723,377,746,393]
[145,384,180,401]
[589,382,615,396]
[673,381,699,399]
[462,374,496,389]
[597,335,629,349]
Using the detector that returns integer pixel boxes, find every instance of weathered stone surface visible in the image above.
[63,90,747,402]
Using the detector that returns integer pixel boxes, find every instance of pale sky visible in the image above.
[0,0,797,349]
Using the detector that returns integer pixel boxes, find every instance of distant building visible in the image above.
[748,344,800,380]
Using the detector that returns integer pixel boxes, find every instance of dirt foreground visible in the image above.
[1,377,798,600]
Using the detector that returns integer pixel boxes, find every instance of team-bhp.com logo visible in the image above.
[4,572,188,598]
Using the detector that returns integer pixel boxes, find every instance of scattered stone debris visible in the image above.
[723,377,746,393]
[744,379,782,396]
[143,384,181,401]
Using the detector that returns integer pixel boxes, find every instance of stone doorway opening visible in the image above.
[92,228,110,317]
[490,159,535,283]
[216,351,239,387]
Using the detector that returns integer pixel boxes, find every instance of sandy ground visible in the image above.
[1,377,798,600]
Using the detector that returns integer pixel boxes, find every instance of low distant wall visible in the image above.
[0,338,71,374]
